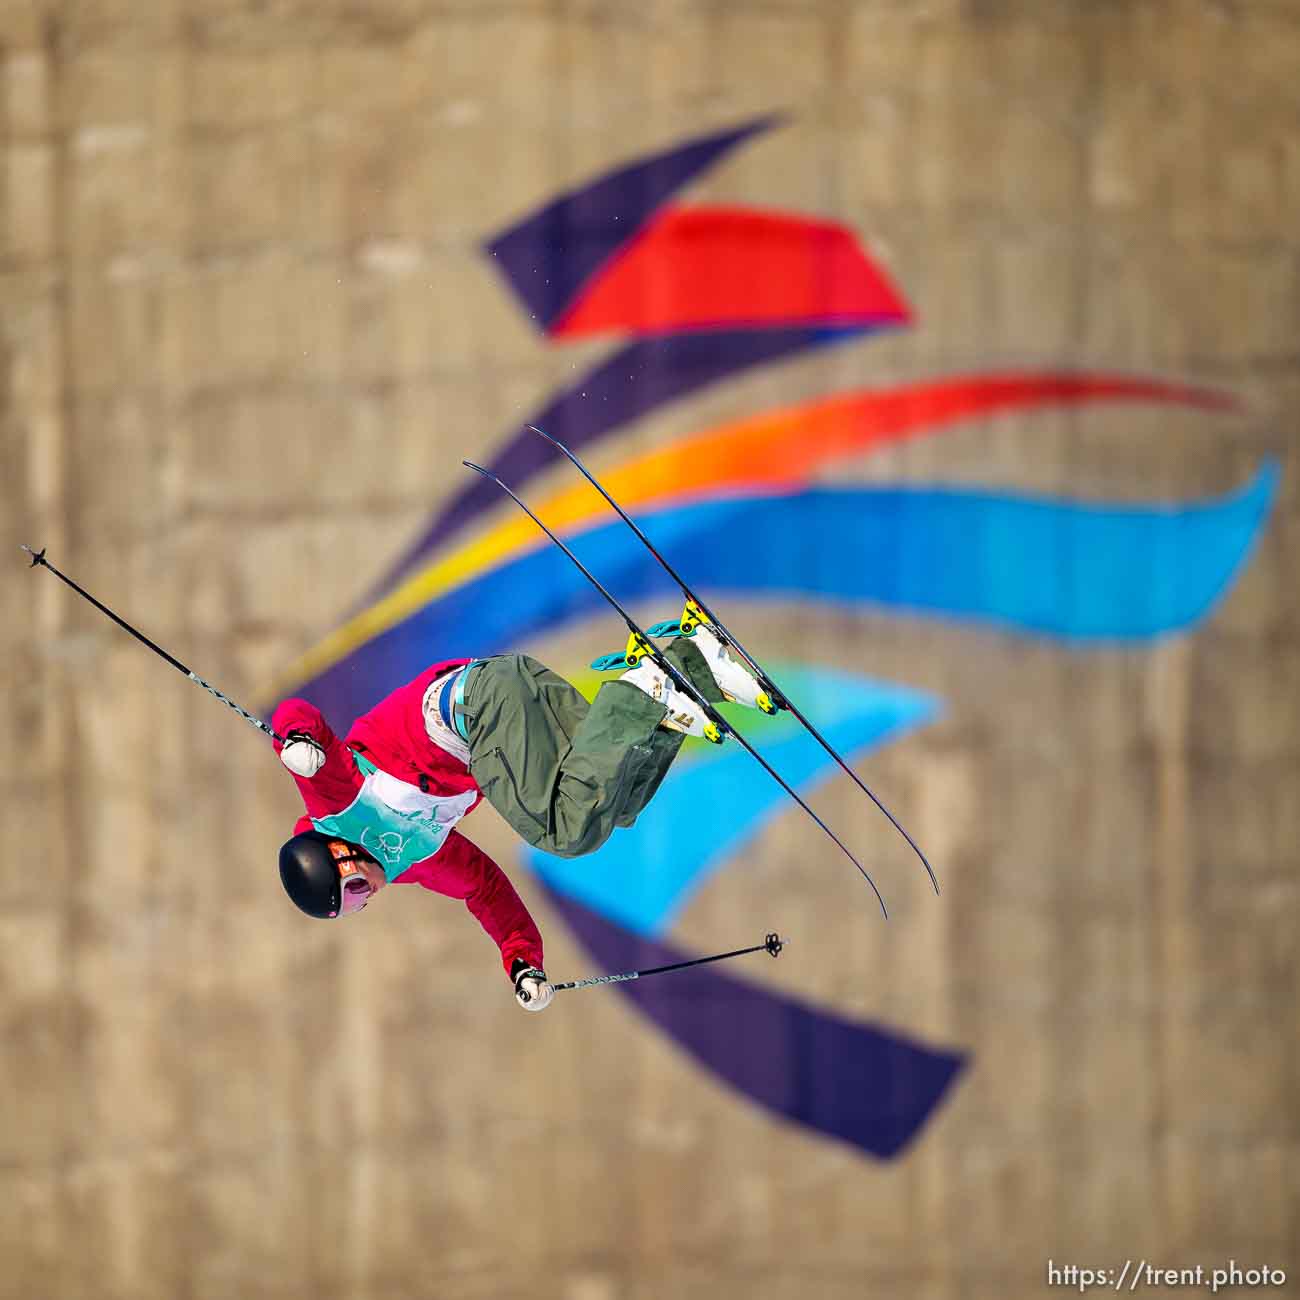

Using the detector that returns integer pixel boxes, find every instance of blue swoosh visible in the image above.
[295,467,1278,729]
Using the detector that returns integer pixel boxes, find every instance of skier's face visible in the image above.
[332,844,387,916]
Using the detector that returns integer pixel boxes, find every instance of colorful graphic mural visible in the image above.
[275,118,1278,1160]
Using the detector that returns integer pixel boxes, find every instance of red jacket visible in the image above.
[273,659,544,977]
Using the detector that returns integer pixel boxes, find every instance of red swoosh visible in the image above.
[552,205,912,337]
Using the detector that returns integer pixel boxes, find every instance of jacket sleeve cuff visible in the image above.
[505,946,544,980]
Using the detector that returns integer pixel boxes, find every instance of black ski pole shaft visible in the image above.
[21,545,284,744]
[463,462,887,918]
[527,424,939,896]
[553,932,786,992]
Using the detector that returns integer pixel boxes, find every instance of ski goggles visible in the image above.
[326,840,379,917]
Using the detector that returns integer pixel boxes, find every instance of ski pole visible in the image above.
[21,545,284,744]
[552,932,786,993]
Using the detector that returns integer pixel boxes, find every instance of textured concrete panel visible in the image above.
[2,2,1298,1299]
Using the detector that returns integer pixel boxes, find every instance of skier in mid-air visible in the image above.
[23,436,927,1016]
[274,626,770,1012]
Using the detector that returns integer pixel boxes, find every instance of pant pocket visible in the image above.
[470,746,548,845]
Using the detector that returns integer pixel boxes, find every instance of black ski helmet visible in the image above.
[279,830,354,919]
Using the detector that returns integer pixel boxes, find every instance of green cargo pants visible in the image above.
[459,640,722,859]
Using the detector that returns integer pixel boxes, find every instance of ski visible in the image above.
[525,424,940,896]
[462,460,889,919]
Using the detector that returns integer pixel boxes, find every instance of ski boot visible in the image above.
[646,600,778,715]
[620,658,723,743]
[591,628,656,673]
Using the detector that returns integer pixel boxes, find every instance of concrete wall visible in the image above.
[2,2,1296,1297]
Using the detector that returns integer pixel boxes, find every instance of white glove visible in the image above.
[512,961,554,1013]
[280,731,326,778]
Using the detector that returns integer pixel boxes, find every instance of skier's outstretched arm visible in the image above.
[399,831,548,996]
[270,698,361,817]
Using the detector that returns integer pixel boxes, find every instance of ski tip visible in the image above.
[528,425,576,458]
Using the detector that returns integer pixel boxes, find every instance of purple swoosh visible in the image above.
[486,116,781,329]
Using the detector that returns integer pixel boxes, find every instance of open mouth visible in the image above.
[342,877,373,911]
